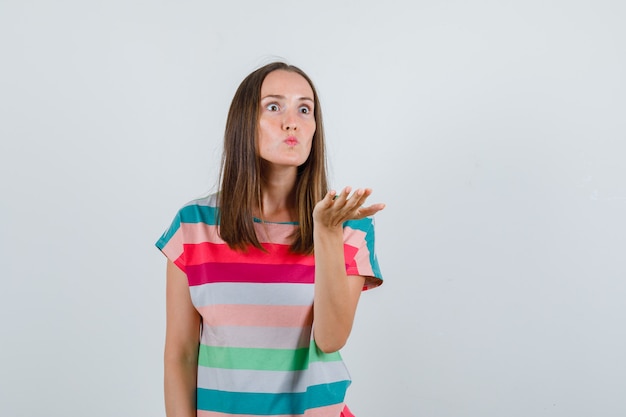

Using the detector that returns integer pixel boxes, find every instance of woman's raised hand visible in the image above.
[313,187,385,230]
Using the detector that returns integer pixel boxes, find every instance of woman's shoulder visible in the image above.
[174,192,220,225]
[182,191,219,209]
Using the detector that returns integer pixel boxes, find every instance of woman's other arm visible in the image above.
[312,187,384,353]
[164,260,201,417]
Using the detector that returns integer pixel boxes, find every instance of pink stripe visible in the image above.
[253,221,297,244]
[180,221,297,246]
[340,404,355,417]
[342,226,367,249]
[197,402,344,417]
[197,304,313,327]
[349,245,374,277]
[199,324,311,349]
[343,227,375,278]
[186,262,315,286]
[185,241,315,267]
[159,229,185,266]
[305,404,346,417]
[180,222,222,244]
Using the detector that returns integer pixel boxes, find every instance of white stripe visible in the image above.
[186,193,218,207]
[196,360,351,393]
[200,325,312,349]
[190,282,314,307]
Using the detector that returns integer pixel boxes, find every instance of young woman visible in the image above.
[156,61,384,417]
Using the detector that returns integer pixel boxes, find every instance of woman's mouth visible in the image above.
[284,136,299,146]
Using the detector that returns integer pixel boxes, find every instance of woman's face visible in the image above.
[257,70,316,169]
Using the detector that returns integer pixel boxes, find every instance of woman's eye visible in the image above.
[266,104,279,111]
[299,106,311,114]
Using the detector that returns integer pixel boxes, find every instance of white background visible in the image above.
[1,1,625,416]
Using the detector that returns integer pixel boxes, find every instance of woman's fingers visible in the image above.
[343,188,372,211]
[323,190,337,207]
[331,186,352,205]
[358,203,386,218]
[323,187,383,220]
[315,187,384,227]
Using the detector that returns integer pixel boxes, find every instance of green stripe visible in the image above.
[198,341,341,371]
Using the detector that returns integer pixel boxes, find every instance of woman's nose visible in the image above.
[282,110,298,130]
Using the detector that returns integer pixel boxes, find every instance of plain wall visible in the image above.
[1,1,625,416]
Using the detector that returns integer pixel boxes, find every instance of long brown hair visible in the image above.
[217,62,328,254]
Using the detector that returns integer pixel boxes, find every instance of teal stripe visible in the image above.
[179,203,219,225]
[343,217,371,234]
[198,341,341,371]
[343,217,382,279]
[156,203,219,250]
[155,212,181,251]
[196,380,350,414]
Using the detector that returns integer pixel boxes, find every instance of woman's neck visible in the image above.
[257,167,298,222]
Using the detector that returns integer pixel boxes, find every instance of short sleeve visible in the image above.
[155,195,221,274]
[155,209,188,273]
[342,217,383,290]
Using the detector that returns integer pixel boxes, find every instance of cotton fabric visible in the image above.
[156,193,382,416]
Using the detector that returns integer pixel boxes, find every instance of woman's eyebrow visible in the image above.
[262,94,314,102]
[261,94,284,100]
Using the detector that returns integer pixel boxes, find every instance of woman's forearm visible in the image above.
[164,260,201,417]
[313,226,365,353]
[164,353,198,417]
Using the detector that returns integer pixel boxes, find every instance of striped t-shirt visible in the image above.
[156,193,383,417]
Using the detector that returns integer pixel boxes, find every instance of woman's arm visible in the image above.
[164,259,201,417]
[312,187,384,353]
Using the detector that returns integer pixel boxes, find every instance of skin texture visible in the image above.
[164,260,200,417]
[312,186,384,352]
[164,69,385,415]
[258,70,316,171]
